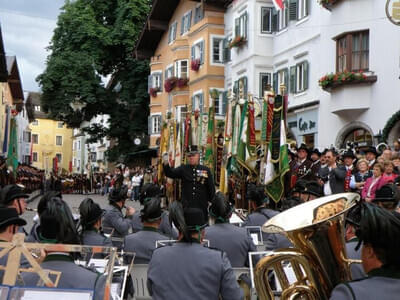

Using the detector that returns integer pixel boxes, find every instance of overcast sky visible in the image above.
[0,0,65,92]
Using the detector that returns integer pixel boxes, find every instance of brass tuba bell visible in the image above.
[254,193,360,300]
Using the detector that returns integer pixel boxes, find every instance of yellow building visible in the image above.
[27,92,73,174]
[136,0,228,148]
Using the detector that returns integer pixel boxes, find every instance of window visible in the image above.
[192,92,204,113]
[23,155,30,164]
[23,131,31,143]
[149,115,162,135]
[175,106,187,123]
[278,5,289,31]
[194,5,204,24]
[148,72,163,92]
[57,122,63,128]
[32,134,38,144]
[165,65,174,79]
[168,21,177,44]
[211,37,224,64]
[290,61,309,93]
[213,90,227,116]
[260,73,272,97]
[32,152,38,162]
[235,12,248,38]
[297,0,309,20]
[32,120,38,126]
[261,7,272,33]
[233,77,248,97]
[34,105,40,112]
[181,10,192,35]
[273,69,288,94]
[191,41,204,65]
[78,140,81,150]
[73,158,76,167]
[56,153,62,163]
[175,60,188,78]
[56,135,63,146]
[336,31,369,72]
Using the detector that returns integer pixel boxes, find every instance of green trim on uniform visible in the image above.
[142,226,159,232]
[368,265,400,279]
[343,282,356,300]
[43,254,74,263]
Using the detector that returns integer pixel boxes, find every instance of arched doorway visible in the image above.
[335,122,374,151]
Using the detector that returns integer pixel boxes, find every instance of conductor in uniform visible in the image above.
[330,203,400,300]
[163,145,215,217]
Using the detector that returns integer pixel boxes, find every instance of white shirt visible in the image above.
[323,167,333,195]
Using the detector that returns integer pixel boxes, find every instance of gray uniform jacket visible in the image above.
[102,204,131,238]
[346,239,365,280]
[330,266,400,300]
[204,223,256,267]
[147,242,243,300]
[130,211,178,239]
[82,230,113,247]
[123,227,168,264]
[21,254,109,300]
[26,223,40,243]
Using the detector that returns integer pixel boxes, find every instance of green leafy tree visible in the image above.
[37,0,151,161]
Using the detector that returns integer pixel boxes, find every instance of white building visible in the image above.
[15,95,33,164]
[224,0,400,150]
[72,115,110,174]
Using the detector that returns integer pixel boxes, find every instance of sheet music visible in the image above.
[16,290,92,300]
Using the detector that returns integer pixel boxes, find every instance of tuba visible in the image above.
[254,193,360,300]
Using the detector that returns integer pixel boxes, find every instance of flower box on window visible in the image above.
[319,71,377,92]
[164,77,177,92]
[149,87,160,97]
[191,59,201,71]
[319,0,342,10]
[177,78,189,88]
[229,36,247,49]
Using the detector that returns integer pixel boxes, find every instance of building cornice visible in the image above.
[189,74,225,85]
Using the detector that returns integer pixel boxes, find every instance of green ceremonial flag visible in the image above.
[265,95,289,203]
[7,119,18,177]
[204,104,215,173]
[261,100,268,141]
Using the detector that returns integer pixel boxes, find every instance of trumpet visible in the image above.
[255,193,360,300]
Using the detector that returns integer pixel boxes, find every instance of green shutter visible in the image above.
[148,74,152,93]
[200,41,204,64]
[243,77,248,96]
[199,93,204,113]
[180,17,184,35]
[303,61,309,91]
[159,73,163,92]
[148,116,152,135]
[233,80,239,95]
[305,0,310,16]
[289,0,298,21]
[188,11,192,29]
[222,91,228,115]
[244,12,248,39]
[191,45,195,60]
[290,66,296,94]
[272,9,278,32]
[273,72,278,94]
[284,68,289,94]
[191,96,195,112]
[235,18,240,37]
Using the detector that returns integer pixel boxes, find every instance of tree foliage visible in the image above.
[37,0,151,161]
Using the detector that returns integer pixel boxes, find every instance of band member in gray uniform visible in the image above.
[147,202,243,300]
[124,197,168,264]
[21,197,109,300]
[162,145,215,218]
[0,185,28,234]
[102,186,135,248]
[131,183,178,238]
[330,203,400,300]
[0,207,26,283]
[79,198,112,249]
[205,192,256,267]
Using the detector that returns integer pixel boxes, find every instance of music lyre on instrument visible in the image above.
[254,193,360,300]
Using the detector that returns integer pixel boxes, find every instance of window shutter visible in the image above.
[303,61,309,90]
[235,18,240,37]
[233,80,239,94]
[148,74,152,93]
[173,23,177,40]
[159,73,163,92]
[305,0,310,16]
[273,72,278,94]
[244,12,248,39]
[168,28,172,44]
[290,66,296,93]
[159,115,163,134]
[191,45,195,61]
[289,0,298,21]
[199,93,204,113]
[191,96,195,112]
[180,17,184,35]
[272,9,278,32]
[222,91,228,115]
[284,68,289,93]
[148,116,152,135]
[200,41,204,64]
[188,11,192,30]
[243,77,248,96]
[165,69,168,79]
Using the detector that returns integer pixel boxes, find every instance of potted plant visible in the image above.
[229,36,247,48]
[191,59,201,71]
[318,70,376,91]
[164,77,177,92]
[318,0,342,9]
[177,77,189,88]
[149,87,160,97]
